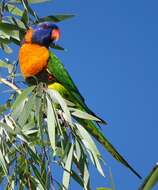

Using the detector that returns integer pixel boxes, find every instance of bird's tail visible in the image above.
[75,118,142,179]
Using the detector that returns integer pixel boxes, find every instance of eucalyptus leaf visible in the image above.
[18,95,35,127]
[62,144,74,190]
[5,4,23,16]
[8,17,26,30]
[139,163,158,190]
[0,121,18,135]
[31,165,46,190]
[22,118,35,131]
[37,14,75,23]
[0,23,21,42]
[0,31,10,40]
[0,104,8,114]
[11,86,35,110]
[75,123,100,157]
[0,43,12,54]
[23,129,38,135]
[28,0,51,3]
[75,139,81,162]
[83,162,90,190]
[26,144,41,164]
[71,170,84,189]
[21,9,29,27]
[0,22,19,31]
[11,99,25,121]
[0,149,8,177]
[97,188,112,190]
[70,107,101,122]
[9,0,51,4]
[21,0,39,21]
[47,89,72,124]
[75,123,105,176]
[46,95,56,152]
[0,59,13,72]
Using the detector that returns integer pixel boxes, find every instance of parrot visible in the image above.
[18,22,141,179]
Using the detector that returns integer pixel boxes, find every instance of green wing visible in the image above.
[48,52,106,124]
[48,52,84,101]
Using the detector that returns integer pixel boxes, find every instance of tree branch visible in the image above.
[0,77,21,94]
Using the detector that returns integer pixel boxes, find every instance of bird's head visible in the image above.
[24,22,60,47]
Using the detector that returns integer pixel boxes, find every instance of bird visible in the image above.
[18,22,141,179]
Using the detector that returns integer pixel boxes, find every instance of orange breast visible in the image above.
[19,43,49,78]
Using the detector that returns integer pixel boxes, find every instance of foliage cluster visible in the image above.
[0,0,113,189]
[0,0,157,190]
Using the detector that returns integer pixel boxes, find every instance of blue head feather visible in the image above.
[31,22,59,47]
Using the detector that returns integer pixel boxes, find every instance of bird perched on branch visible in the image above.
[18,22,141,179]
[19,22,105,123]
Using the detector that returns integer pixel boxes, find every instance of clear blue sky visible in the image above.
[2,0,158,189]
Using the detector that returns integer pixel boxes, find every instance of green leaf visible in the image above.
[21,0,39,21]
[27,147,41,164]
[0,121,18,135]
[139,163,158,190]
[0,22,19,31]
[0,104,9,114]
[62,144,74,190]
[8,17,26,30]
[10,0,51,3]
[37,14,75,23]
[21,118,35,131]
[23,129,38,136]
[75,140,81,162]
[11,86,35,110]
[70,108,101,122]
[0,149,8,175]
[46,95,56,152]
[18,95,35,127]
[0,22,22,43]
[0,59,13,73]
[5,4,23,16]
[75,123,105,177]
[29,0,51,3]
[47,89,72,124]
[97,188,112,190]
[21,9,29,27]
[0,31,10,40]
[83,162,90,190]
[11,100,25,121]
[71,170,84,188]
[40,160,47,188]
[0,43,12,54]
[31,165,47,190]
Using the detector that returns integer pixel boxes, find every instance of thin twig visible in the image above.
[27,176,32,190]
[0,77,22,94]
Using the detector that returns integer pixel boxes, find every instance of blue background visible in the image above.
[1,0,158,189]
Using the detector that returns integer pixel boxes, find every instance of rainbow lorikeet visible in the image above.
[18,22,141,178]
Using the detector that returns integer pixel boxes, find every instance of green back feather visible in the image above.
[48,52,106,123]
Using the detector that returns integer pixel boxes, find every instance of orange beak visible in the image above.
[51,29,60,42]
